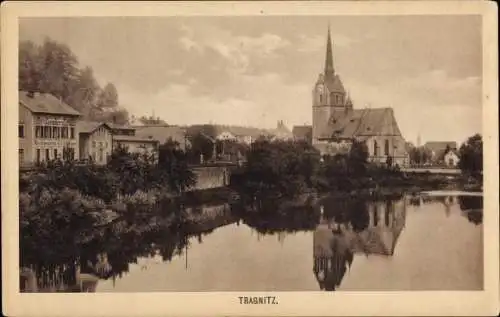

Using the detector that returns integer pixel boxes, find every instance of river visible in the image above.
[21,190,483,292]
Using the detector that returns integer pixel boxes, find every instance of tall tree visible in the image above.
[97,83,119,109]
[19,40,42,92]
[458,134,483,177]
[37,38,79,103]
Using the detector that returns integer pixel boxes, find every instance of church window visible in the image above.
[374,140,378,156]
[319,94,322,103]
[384,140,390,156]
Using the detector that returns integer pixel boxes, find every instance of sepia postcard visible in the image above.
[1,1,499,316]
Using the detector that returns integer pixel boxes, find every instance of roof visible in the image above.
[187,124,270,139]
[113,135,158,143]
[134,125,189,146]
[19,91,81,116]
[292,125,312,140]
[77,121,112,134]
[319,108,403,141]
[108,123,135,131]
[424,141,458,153]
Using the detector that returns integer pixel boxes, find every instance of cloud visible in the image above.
[178,24,290,74]
[120,71,311,129]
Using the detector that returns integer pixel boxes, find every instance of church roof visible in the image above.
[318,108,403,141]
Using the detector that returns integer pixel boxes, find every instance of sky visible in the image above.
[19,15,482,145]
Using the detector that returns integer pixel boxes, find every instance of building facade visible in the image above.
[112,135,159,155]
[311,28,409,166]
[78,121,113,165]
[444,150,460,167]
[19,91,81,165]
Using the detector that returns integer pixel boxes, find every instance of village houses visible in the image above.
[19,91,160,166]
[424,141,458,166]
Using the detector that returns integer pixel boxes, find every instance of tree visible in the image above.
[37,38,79,103]
[18,37,128,124]
[97,83,119,109]
[157,140,196,194]
[348,139,368,174]
[19,40,42,92]
[458,134,483,177]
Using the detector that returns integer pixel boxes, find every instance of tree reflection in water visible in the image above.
[20,201,233,292]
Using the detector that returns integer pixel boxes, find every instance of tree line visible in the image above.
[19,37,129,125]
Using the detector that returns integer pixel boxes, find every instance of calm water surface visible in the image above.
[92,192,483,292]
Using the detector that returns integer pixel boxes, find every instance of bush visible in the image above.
[20,188,107,267]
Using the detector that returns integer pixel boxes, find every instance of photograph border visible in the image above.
[2,1,498,316]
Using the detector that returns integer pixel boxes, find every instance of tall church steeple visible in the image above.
[324,25,335,78]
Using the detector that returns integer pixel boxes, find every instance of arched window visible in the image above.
[374,140,378,156]
[319,94,322,103]
[384,140,390,156]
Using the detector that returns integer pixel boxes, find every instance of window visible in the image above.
[36,149,40,163]
[373,205,379,227]
[45,149,50,161]
[62,127,68,139]
[54,149,58,159]
[374,140,378,156]
[384,140,390,156]
[19,125,25,138]
[70,127,75,139]
[35,126,41,138]
[92,141,96,148]
[52,127,58,139]
[19,149,24,165]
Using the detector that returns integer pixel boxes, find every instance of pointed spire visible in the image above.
[324,24,335,78]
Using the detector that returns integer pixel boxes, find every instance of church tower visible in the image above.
[312,26,349,145]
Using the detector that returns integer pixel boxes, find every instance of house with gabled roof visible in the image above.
[77,121,113,165]
[311,27,409,166]
[134,125,191,150]
[19,91,81,165]
[424,141,458,164]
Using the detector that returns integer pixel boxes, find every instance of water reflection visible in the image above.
[313,198,407,291]
[20,202,234,292]
[21,192,483,292]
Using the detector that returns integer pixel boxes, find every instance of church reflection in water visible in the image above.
[313,198,407,291]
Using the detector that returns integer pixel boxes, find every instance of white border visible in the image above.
[2,1,498,316]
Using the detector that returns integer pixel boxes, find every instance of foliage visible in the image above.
[19,38,128,124]
[20,188,106,266]
[458,134,483,177]
[408,146,432,165]
[234,139,321,199]
[106,145,161,195]
[347,139,369,174]
[27,159,118,203]
[187,131,216,163]
[157,139,197,193]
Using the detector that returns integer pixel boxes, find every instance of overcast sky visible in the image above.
[19,15,482,145]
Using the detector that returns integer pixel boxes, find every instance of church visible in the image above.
[311,27,409,167]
